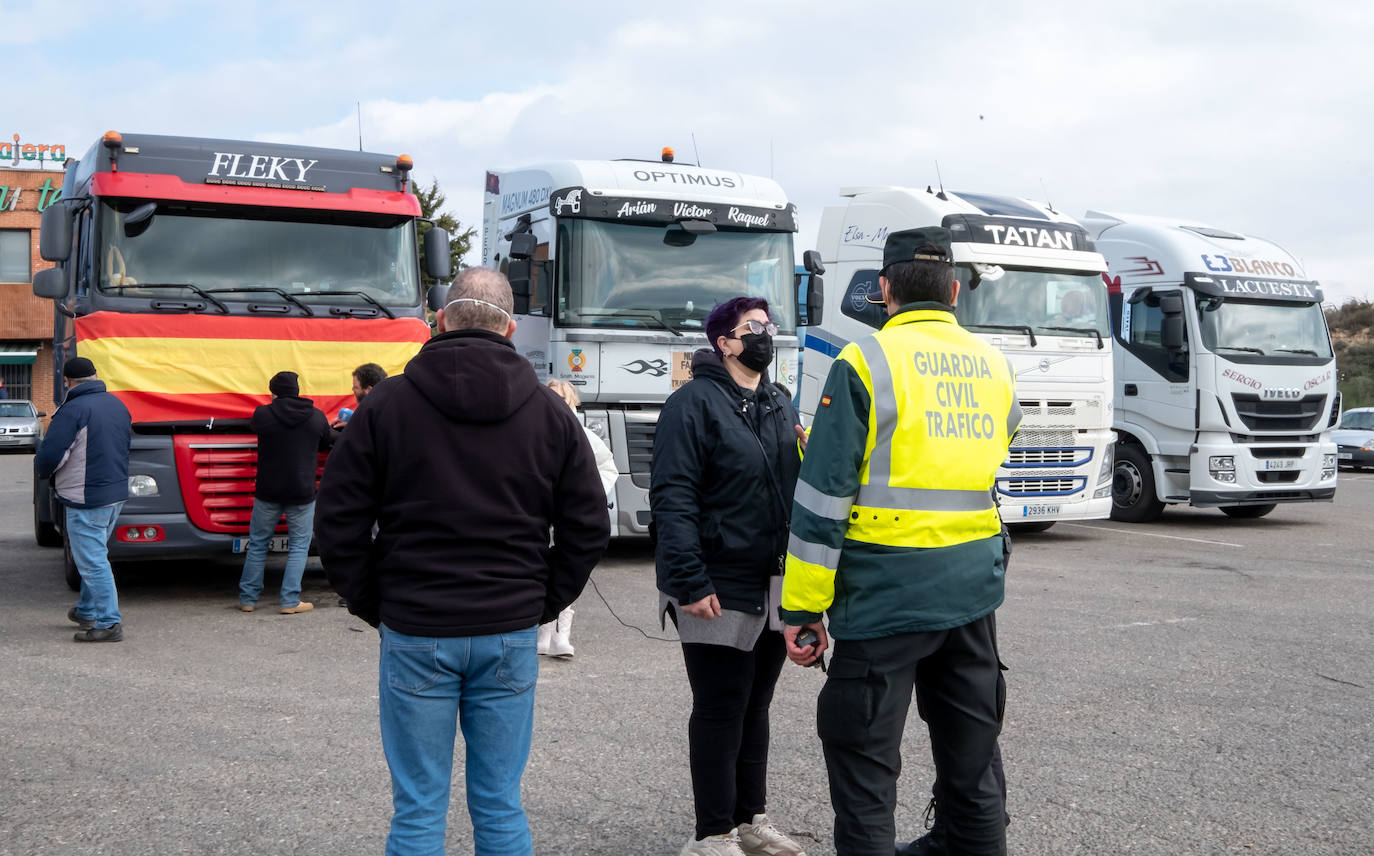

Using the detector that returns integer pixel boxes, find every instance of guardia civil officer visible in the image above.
[779,228,1020,856]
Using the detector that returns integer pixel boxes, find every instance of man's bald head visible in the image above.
[442,268,515,335]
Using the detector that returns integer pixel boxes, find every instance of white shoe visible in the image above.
[737,814,807,856]
[536,621,554,656]
[679,830,746,856]
[546,606,575,658]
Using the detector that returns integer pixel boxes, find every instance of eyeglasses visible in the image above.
[731,319,779,337]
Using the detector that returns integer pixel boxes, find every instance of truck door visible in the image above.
[1119,290,1196,457]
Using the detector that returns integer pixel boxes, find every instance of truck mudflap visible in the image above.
[1190,488,1336,507]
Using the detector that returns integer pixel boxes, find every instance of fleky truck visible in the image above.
[799,186,1115,530]
[1082,211,1337,521]
[479,149,809,537]
[33,132,451,587]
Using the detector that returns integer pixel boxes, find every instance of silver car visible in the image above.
[0,399,44,452]
[1332,406,1374,470]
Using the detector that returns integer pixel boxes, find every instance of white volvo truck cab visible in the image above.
[799,187,1115,530]
[478,151,809,537]
[1082,211,1338,521]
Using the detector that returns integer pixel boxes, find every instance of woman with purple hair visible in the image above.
[651,296,809,856]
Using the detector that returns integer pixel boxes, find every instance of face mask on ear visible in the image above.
[737,332,774,373]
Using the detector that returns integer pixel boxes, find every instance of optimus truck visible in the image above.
[478,150,816,538]
[798,186,1115,530]
[33,132,451,588]
[1081,211,1338,521]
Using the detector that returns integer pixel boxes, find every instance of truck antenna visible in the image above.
[691,133,701,167]
[357,102,363,152]
[934,161,948,200]
[1041,178,1057,214]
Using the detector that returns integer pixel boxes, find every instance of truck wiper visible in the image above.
[1039,326,1104,349]
[1275,348,1320,356]
[203,287,315,316]
[964,324,1037,347]
[577,310,684,337]
[307,290,396,319]
[1216,345,1264,354]
[105,283,229,314]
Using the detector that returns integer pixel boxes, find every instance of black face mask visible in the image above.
[737,332,774,373]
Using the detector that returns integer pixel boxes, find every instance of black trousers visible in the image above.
[818,613,1006,856]
[680,631,788,839]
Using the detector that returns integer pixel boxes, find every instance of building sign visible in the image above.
[0,177,62,212]
[1,134,66,168]
[548,186,797,232]
[944,214,1093,253]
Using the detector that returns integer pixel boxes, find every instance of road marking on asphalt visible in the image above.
[1060,522,1243,548]
[1102,617,1198,630]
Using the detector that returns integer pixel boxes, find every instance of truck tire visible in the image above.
[62,530,81,592]
[34,483,62,547]
[1111,444,1165,523]
[1220,504,1277,519]
[1007,521,1055,533]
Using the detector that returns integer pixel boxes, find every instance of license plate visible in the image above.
[231,536,290,553]
[1262,459,1299,470]
[1022,504,1060,517]
[1338,452,1353,460]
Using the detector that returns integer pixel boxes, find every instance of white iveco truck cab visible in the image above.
[480,151,806,537]
[1082,211,1338,521]
[800,187,1115,530]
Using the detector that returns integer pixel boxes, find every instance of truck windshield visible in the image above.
[556,219,797,333]
[954,265,1108,337]
[1197,298,1332,360]
[96,201,419,307]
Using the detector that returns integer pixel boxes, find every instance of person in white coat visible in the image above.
[541,379,616,657]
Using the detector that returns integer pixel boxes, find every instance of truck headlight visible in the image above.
[584,415,610,445]
[128,475,159,497]
[1208,455,1236,483]
[1323,454,1337,468]
[1097,445,1114,484]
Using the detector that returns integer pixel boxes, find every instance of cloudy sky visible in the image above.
[7,0,1371,303]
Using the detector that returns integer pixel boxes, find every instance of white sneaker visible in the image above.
[536,621,554,656]
[679,831,746,856]
[737,814,807,856]
[546,606,575,658]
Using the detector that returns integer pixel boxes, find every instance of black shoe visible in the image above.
[74,623,123,643]
[894,830,944,856]
[67,607,94,630]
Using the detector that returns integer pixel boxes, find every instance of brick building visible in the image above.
[0,166,64,420]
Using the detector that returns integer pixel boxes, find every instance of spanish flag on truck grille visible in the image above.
[75,312,431,423]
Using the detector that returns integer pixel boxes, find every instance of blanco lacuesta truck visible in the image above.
[480,152,814,537]
[798,187,1116,529]
[1082,211,1338,521]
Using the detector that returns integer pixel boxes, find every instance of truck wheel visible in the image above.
[1220,504,1277,519]
[62,530,81,592]
[1007,521,1055,533]
[33,486,62,547]
[1111,444,1165,523]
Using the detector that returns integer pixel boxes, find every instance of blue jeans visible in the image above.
[68,502,125,630]
[237,499,315,608]
[379,624,539,856]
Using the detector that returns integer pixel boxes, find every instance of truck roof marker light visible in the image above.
[662,147,675,163]
[102,130,122,172]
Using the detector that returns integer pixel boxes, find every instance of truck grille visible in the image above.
[625,421,656,488]
[1007,447,1091,466]
[997,476,1086,497]
[1231,394,1326,432]
[172,435,324,534]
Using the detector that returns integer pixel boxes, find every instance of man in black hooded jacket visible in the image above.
[314,267,610,855]
[237,370,333,614]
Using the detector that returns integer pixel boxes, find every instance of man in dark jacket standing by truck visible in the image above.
[36,357,132,643]
[237,370,332,614]
[315,267,610,856]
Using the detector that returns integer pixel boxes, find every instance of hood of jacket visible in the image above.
[264,395,318,428]
[403,329,539,423]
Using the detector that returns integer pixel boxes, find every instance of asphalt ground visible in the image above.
[1,450,1370,855]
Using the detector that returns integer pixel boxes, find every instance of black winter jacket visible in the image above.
[250,396,333,504]
[314,329,611,637]
[651,350,801,615]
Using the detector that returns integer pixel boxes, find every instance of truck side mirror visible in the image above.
[806,274,824,327]
[39,203,72,262]
[423,226,452,280]
[1158,293,1184,315]
[426,283,450,312]
[508,258,532,315]
[802,249,825,275]
[1161,315,1185,351]
[508,233,537,260]
[32,267,67,299]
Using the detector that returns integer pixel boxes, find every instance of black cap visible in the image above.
[63,357,96,379]
[883,227,954,270]
[269,371,300,398]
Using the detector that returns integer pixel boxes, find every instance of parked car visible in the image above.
[0,399,44,452]
[1332,406,1374,470]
